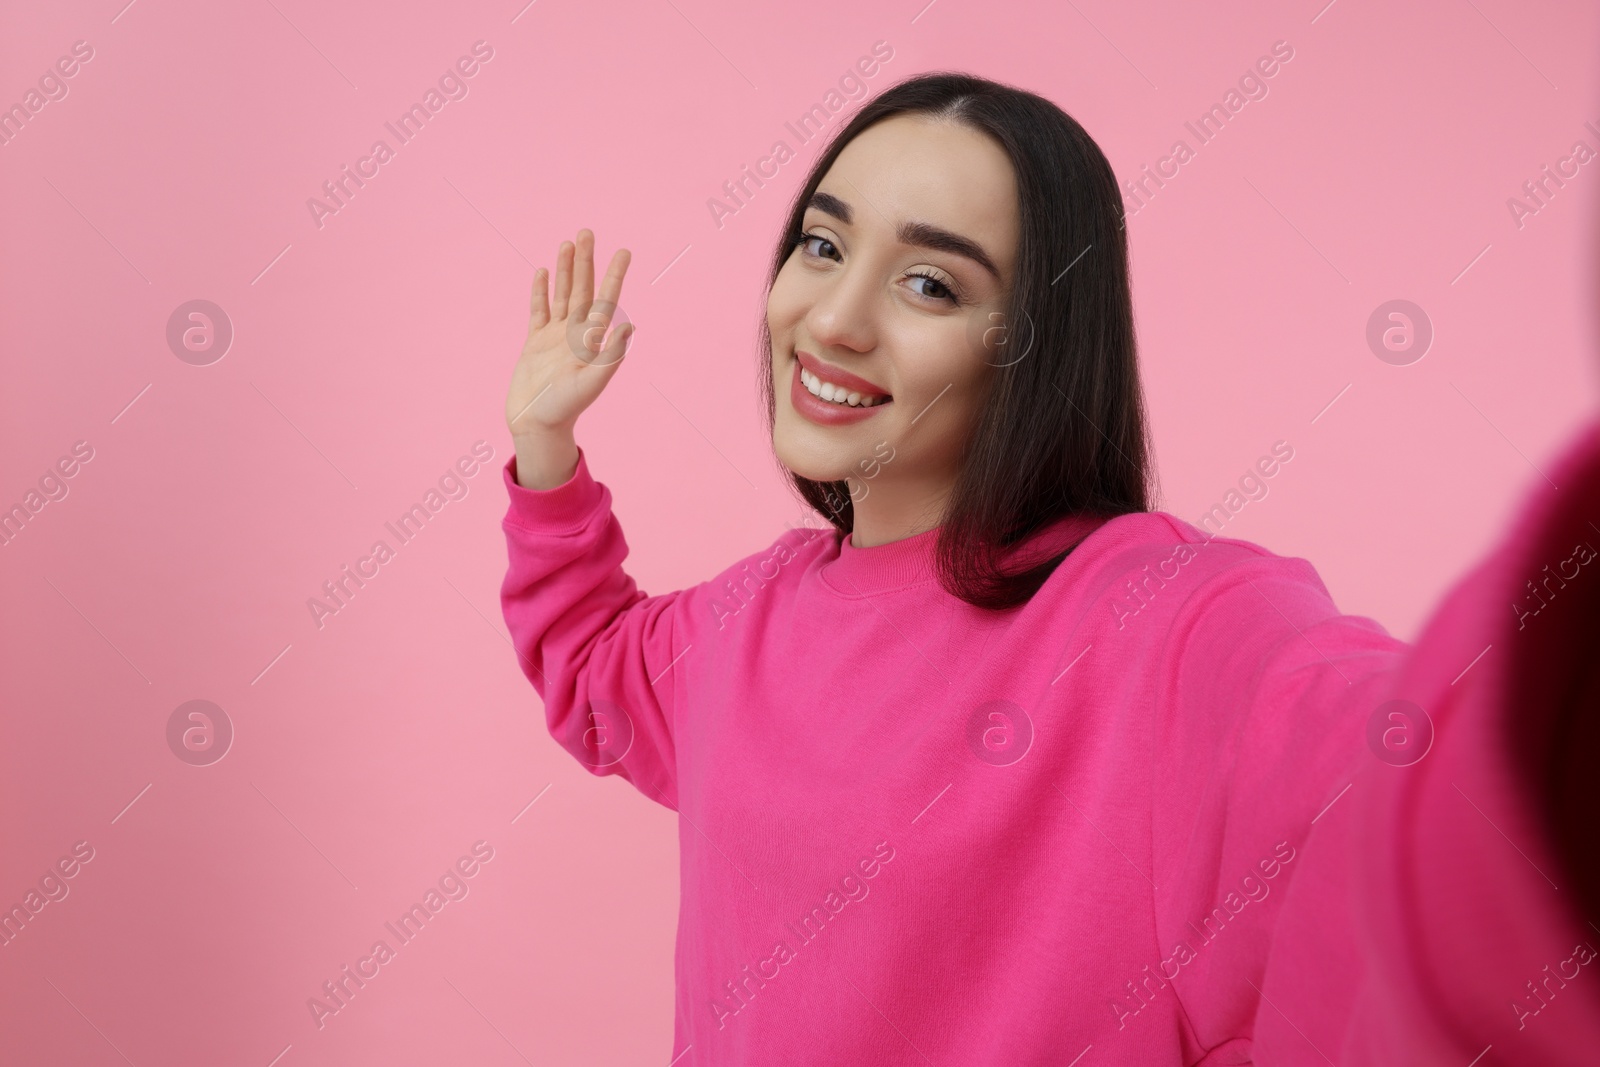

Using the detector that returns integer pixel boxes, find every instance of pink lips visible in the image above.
[795,350,891,401]
[789,353,892,426]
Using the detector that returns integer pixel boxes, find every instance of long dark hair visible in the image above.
[757,70,1155,611]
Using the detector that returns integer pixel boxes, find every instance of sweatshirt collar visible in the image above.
[819,513,1108,599]
[820,524,941,597]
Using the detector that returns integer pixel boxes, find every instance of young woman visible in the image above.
[497,73,1600,1065]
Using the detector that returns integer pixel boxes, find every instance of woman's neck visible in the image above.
[847,476,954,548]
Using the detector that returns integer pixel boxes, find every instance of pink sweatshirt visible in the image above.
[501,443,1453,1065]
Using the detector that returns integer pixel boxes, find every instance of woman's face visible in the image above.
[767,113,1019,520]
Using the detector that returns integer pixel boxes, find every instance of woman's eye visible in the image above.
[797,232,838,260]
[907,272,959,305]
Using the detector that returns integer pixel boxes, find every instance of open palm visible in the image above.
[506,229,634,439]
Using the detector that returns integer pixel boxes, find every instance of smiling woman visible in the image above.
[495,71,1600,1066]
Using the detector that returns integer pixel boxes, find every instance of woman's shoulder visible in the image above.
[719,520,840,580]
[1077,507,1323,584]
[670,520,841,632]
[1051,507,1373,638]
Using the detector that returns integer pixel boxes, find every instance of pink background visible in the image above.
[2,0,1598,1063]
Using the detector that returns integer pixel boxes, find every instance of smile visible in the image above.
[799,366,890,407]
[789,351,893,426]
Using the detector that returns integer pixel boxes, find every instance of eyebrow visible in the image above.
[805,190,1002,282]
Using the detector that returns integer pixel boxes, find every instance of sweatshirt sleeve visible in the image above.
[1147,547,1409,1061]
[1254,416,1600,1065]
[498,447,686,811]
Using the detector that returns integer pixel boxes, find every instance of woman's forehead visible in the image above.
[815,117,1019,275]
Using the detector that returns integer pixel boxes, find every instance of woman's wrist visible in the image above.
[511,427,580,490]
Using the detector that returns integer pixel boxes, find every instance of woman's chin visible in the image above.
[778,456,850,485]
[771,429,853,485]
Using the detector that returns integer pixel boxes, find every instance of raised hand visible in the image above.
[505,229,634,488]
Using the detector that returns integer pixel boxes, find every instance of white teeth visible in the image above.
[800,366,887,407]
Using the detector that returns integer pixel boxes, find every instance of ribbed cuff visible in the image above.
[501,446,606,534]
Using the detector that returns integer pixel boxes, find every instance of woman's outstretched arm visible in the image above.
[1255,415,1600,1065]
